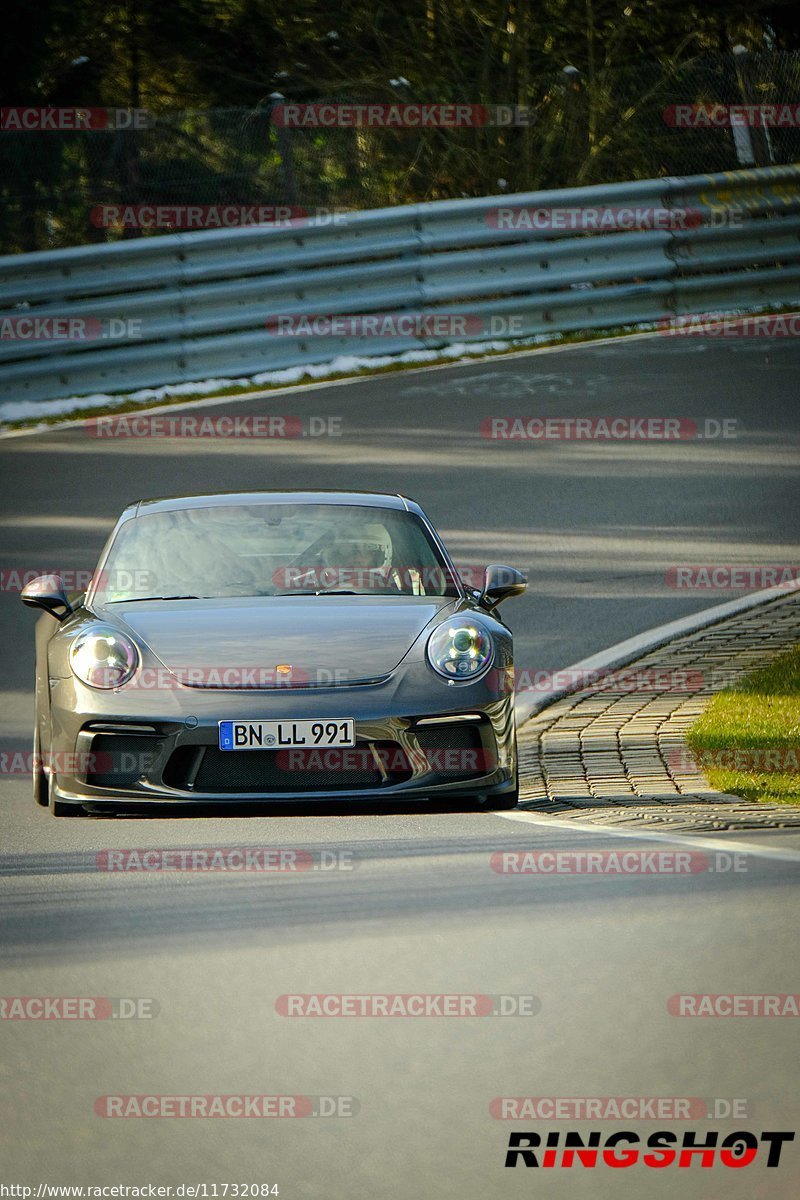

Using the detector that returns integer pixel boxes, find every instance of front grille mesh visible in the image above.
[165,742,408,794]
[86,734,159,788]
[157,723,494,795]
[414,721,492,781]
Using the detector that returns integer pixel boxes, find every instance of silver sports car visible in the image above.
[22,491,526,815]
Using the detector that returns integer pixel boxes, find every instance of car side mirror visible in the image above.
[479,564,527,607]
[20,574,74,620]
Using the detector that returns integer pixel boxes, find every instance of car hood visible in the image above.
[102,595,459,687]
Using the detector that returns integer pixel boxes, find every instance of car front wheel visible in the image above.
[33,728,49,807]
[484,786,519,811]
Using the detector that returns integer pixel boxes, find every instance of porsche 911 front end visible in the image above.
[23,491,526,815]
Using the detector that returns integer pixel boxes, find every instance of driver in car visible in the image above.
[319,522,416,593]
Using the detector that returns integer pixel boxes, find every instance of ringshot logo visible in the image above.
[94,1095,358,1118]
[275,993,540,1017]
[504,1129,794,1168]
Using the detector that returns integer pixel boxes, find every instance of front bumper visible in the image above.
[45,667,517,810]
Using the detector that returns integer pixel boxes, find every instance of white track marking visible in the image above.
[494,808,800,865]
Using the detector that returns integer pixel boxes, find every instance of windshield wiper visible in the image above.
[106,595,204,603]
[270,588,362,596]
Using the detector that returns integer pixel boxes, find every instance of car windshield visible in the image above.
[95,502,462,602]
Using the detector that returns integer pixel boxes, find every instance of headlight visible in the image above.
[427,617,493,682]
[69,626,140,689]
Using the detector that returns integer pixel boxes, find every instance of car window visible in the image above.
[95,503,461,601]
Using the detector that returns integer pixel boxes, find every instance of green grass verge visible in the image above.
[685,643,800,805]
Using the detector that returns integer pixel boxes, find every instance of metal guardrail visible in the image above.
[1,164,799,406]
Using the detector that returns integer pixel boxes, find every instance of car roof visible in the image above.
[125,491,421,518]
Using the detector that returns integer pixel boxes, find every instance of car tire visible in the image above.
[455,777,519,811]
[33,728,49,807]
[491,738,521,809]
[482,761,519,810]
[484,777,522,816]
[485,787,518,811]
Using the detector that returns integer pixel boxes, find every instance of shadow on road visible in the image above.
[0,831,788,963]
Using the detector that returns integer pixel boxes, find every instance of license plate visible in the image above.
[218,719,356,751]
